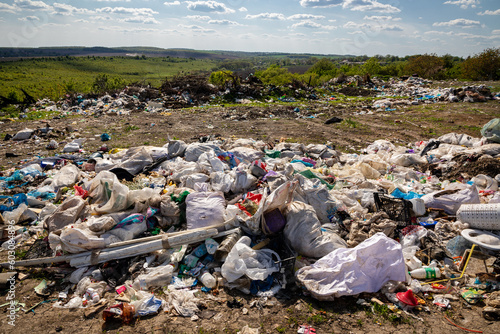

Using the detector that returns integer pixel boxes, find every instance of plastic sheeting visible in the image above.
[295,233,406,301]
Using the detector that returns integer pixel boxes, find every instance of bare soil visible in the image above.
[0,98,499,334]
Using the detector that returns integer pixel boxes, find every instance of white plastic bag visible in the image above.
[52,164,81,190]
[185,191,226,229]
[59,227,106,253]
[296,233,406,301]
[221,236,280,283]
[44,196,88,232]
[89,171,130,214]
[283,201,347,258]
[422,183,480,215]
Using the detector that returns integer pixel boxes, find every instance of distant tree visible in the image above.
[404,54,445,79]
[461,48,500,81]
[306,58,337,77]
[255,65,295,85]
[363,57,381,75]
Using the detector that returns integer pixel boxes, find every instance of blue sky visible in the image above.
[0,0,498,57]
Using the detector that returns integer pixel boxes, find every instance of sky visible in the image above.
[0,0,499,57]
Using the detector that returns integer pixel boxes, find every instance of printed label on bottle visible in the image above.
[425,267,436,279]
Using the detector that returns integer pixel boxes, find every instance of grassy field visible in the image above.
[0,56,216,101]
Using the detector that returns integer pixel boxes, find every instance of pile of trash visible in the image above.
[1,119,500,325]
[11,75,498,120]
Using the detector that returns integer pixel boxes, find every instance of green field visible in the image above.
[0,56,216,101]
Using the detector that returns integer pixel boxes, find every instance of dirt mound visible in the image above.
[447,155,500,179]
[338,86,375,97]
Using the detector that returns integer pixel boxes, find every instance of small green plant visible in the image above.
[276,326,286,333]
[357,319,363,326]
[307,313,326,325]
[125,125,139,132]
[343,117,359,128]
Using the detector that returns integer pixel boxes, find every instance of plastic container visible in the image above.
[457,203,500,230]
[410,266,441,279]
[215,230,242,261]
[199,271,216,289]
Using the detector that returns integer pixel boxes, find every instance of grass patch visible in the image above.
[124,125,140,132]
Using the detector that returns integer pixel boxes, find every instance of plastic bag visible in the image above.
[283,201,347,258]
[185,191,226,230]
[52,164,81,190]
[165,289,199,317]
[295,233,406,301]
[12,128,34,141]
[132,264,174,290]
[89,171,130,214]
[133,295,163,316]
[294,174,345,225]
[44,196,88,232]
[59,227,106,253]
[481,118,500,143]
[422,183,480,215]
[166,140,187,158]
[221,236,280,283]
[85,216,116,234]
[184,143,219,162]
[210,171,234,193]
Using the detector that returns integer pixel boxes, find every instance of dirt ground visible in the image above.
[0,97,499,334]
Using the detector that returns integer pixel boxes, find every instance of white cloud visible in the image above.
[344,20,402,31]
[477,9,500,15]
[186,15,211,20]
[178,24,216,33]
[163,1,180,6]
[343,0,400,13]
[18,15,39,21]
[97,7,159,17]
[75,19,89,23]
[363,15,401,21]
[0,3,19,13]
[300,0,400,12]
[299,0,343,8]
[239,7,247,12]
[288,14,325,20]
[493,29,500,35]
[52,3,92,16]
[208,19,240,25]
[246,12,286,20]
[291,19,336,30]
[443,0,479,9]
[433,18,481,27]
[121,16,160,24]
[95,0,131,2]
[185,1,235,14]
[14,0,51,11]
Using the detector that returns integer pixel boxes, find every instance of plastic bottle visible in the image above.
[410,266,442,279]
[199,271,216,289]
[215,230,242,261]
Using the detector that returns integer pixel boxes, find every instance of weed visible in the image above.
[307,313,326,325]
[343,117,359,128]
[276,326,286,333]
[125,125,139,132]
[357,319,363,326]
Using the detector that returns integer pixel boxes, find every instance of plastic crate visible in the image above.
[373,192,412,227]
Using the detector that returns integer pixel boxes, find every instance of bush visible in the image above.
[461,48,500,81]
[255,65,296,86]
[403,54,445,79]
[209,70,237,87]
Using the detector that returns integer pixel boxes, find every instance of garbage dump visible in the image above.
[1,118,500,331]
[10,75,498,121]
